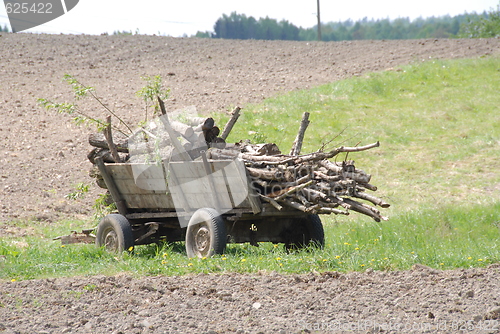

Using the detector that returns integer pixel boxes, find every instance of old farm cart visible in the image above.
[94,156,324,257]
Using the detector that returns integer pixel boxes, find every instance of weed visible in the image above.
[65,182,90,200]
[135,75,170,122]
[92,193,116,221]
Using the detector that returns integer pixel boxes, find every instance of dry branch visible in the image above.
[290,112,310,156]
[221,106,241,140]
[271,180,314,201]
[103,116,122,163]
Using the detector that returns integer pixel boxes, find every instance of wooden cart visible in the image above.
[94,155,324,257]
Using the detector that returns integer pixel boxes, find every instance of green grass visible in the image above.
[1,56,499,280]
[224,56,500,212]
[1,202,499,280]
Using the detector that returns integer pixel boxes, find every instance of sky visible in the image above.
[0,0,498,36]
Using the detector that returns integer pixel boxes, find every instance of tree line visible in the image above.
[195,6,500,41]
[0,24,9,32]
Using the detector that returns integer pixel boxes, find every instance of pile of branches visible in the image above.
[203,110,389,221]
[209,140,389,222]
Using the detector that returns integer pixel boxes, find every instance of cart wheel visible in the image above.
[185,208,226,258]
[306,214,325,248]
[96,214,134,253]
[286,214,325,250]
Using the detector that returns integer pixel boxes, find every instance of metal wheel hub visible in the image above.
[103,230,118,251]
[194,225,210,252]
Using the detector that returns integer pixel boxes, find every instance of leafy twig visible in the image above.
[136,75,170,123]
[64,74,133,133]
[37,98,111,132]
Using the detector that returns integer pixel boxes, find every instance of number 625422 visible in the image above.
[5,2,53,14]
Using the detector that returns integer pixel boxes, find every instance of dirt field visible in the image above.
[1,34,500,333]
[1,266,499,334]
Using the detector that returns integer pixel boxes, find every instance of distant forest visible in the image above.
[0,25,9,32]
[195,8,500,41]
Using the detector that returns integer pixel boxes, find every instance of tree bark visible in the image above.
[220,106,241,140]
[290,112,310,156]
[170,120,194,138]
[89,133,128,152]
[103,116,122,163]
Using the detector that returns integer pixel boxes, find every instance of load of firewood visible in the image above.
[208,140,389,222]
[87,110,227,164]
[87,99,389,222]
[87,103,232,188]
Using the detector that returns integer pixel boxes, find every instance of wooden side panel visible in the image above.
[168,160,254,211]
[103,160,259,211]
[121,194,174,209]
[105,163,174,209]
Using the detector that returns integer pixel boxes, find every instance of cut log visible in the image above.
[317,207,349,215]
[88,148,127,164]
[89,133,128,152]
[279,199,308,212]
[358,183,378,191]
[352,191,390,208]
[252,143,281,156]
[246,167,285,181]
[313,171,342,182]
[220,106,241,140]
[170,121,194,138]
[300,187,330,203]
[185,116,209,127]
[342,197,387,222]
[204,126,220,144]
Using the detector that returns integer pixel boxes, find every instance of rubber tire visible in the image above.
[287,214,325,250]
[185,208,227,258]
[306,214,325,249]
[95,214,134,253]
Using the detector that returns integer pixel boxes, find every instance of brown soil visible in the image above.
[0,34,499,333]
[1,267,500,333]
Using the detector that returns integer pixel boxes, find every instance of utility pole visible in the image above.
[317,0,322,41]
